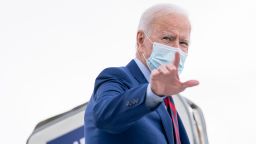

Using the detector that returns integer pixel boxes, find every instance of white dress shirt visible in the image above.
[134,58,165,108]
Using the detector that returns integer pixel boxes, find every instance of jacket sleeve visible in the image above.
[91,67,158,133]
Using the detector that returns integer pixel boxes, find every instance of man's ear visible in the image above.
[136,31,145,50]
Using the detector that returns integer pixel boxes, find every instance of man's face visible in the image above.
[140,13,191,61]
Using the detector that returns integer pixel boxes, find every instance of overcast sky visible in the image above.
[1,0,256,143]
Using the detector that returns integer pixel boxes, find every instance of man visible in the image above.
[84,4,199,144]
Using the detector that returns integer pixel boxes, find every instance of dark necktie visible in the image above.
[164,97,181,144]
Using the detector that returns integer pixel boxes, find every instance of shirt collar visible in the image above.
[134,58,151,82]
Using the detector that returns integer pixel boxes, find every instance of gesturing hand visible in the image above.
[150,52,199,96]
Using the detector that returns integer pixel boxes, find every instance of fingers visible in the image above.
[165,64,179,79]
[158,65,169,74]
[173,52,180,69]
[151,67,199,95]
[154,52,180,76]
[165,64,177,72]
[181,80,199,88]
[157,64,179,79]
[150,69,160,80]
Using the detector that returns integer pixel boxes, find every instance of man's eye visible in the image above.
[162,36,172,41]
[180,41,189,46]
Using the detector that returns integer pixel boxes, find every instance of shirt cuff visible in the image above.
[145,84,165,109]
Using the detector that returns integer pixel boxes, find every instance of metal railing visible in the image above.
[27,96,209,144]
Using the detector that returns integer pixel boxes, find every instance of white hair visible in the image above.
[138,4,189,35]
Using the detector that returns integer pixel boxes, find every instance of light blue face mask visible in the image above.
[143,41,188,74]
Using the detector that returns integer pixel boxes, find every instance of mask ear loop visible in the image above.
[144,32,154,44]
[141,32,155,60]
[140,51,147,61]
[138,32,157,71]
[139,48,157,72]
[137,43,154,71]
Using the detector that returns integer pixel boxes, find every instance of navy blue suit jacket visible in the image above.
[84,60,190,144]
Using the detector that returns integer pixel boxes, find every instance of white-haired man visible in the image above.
[85,4,199,144]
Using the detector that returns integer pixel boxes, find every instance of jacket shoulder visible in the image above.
[94,66,134,89]
[97,67,129,80]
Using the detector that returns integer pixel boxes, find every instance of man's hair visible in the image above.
[138,4,189,36]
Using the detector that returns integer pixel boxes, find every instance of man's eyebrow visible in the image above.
[160,31,190,41]
[181,39,189,42]
[161,30,176,35]
[179,35,190,42]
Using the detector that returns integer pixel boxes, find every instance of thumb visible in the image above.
[182,80,199,88]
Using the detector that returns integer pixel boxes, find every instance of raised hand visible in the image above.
[150,52,199,96]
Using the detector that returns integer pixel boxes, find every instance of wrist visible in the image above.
[150,85,164,97]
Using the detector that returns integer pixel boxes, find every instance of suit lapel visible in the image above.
[156,103,175,144]
[177,113,190,144]
[126,60,176,144]
[126,60,148,84]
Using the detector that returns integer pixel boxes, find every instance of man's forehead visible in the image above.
[150,22,190,38]
[154,13,190,27]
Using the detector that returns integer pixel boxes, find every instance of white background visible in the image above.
[0,0,255,143]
